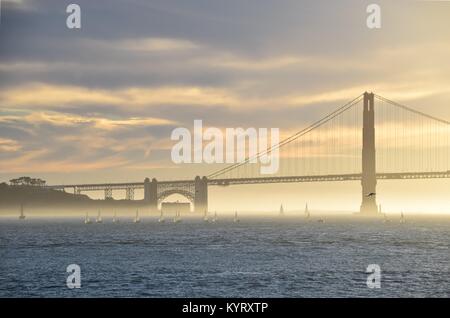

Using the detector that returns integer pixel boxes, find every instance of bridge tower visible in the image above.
[360,92,378,214]
[194,176,208,213]
[144,177,158,212]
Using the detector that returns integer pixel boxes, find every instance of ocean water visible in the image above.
[0,215,449,297]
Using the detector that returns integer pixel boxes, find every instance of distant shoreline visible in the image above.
[0,183,150,212]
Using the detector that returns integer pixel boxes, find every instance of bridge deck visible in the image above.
[46,171,450,191]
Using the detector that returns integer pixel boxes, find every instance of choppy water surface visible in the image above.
[1,216,449,297]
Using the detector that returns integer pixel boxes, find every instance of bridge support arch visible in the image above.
[144,177,207,213]
[194,176,208,213]
[360,92,378,214]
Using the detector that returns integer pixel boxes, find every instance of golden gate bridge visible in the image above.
[47,92,450,214]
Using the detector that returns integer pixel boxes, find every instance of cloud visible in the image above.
[22,111,176,129]
[117,37,199,52]
[0,83,239,108]
[3,37,450,112]
[203,55,309,71]
[0,137,21,152]
[0,152,131,173]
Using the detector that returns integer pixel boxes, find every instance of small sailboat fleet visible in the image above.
[80,208,192,224]
[134,209,141,223]
[380,205,397,224]
[158,210,165,223]
[173,211,182,223]
[96,210,103,223]
[84,211,92,224]
[19,203,26,220]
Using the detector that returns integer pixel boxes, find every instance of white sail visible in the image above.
[158,210,165,223]
[134,209,141,223]
[96,210,102,223]
[19,204,25,220]
[84,212,92,224]
[173,211,181,223]
[400,211,405,224]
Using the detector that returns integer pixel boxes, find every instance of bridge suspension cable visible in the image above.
[374,94,450,174]
[208,92,450,181]
[208,93,364,179]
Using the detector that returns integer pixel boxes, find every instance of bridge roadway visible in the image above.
[46,171,450,192]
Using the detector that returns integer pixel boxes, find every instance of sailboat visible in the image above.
[19,203,25,220]
[400,211,405,224]
[383,213,391,224]
[203,210,209,222]
[96,210,103,223]
[173,211,181,223]
[233,211,240,223]
[378,204,382,214]
[211,211,218,223]
[84,211,92,224]
[134,209,141,223]
[304,203,310,220]
[112,210,118,223]
[279,204,284,217]
[158,210,165,223]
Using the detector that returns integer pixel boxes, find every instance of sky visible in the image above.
[0,0,449,212]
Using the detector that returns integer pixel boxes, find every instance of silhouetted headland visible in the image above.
[0,183,149,216]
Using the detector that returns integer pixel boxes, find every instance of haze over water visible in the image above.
[1,215,449,297]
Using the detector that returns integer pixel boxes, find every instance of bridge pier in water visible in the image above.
[194,176,208,213]
[144,177,158,212]
[360,92,378,214]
